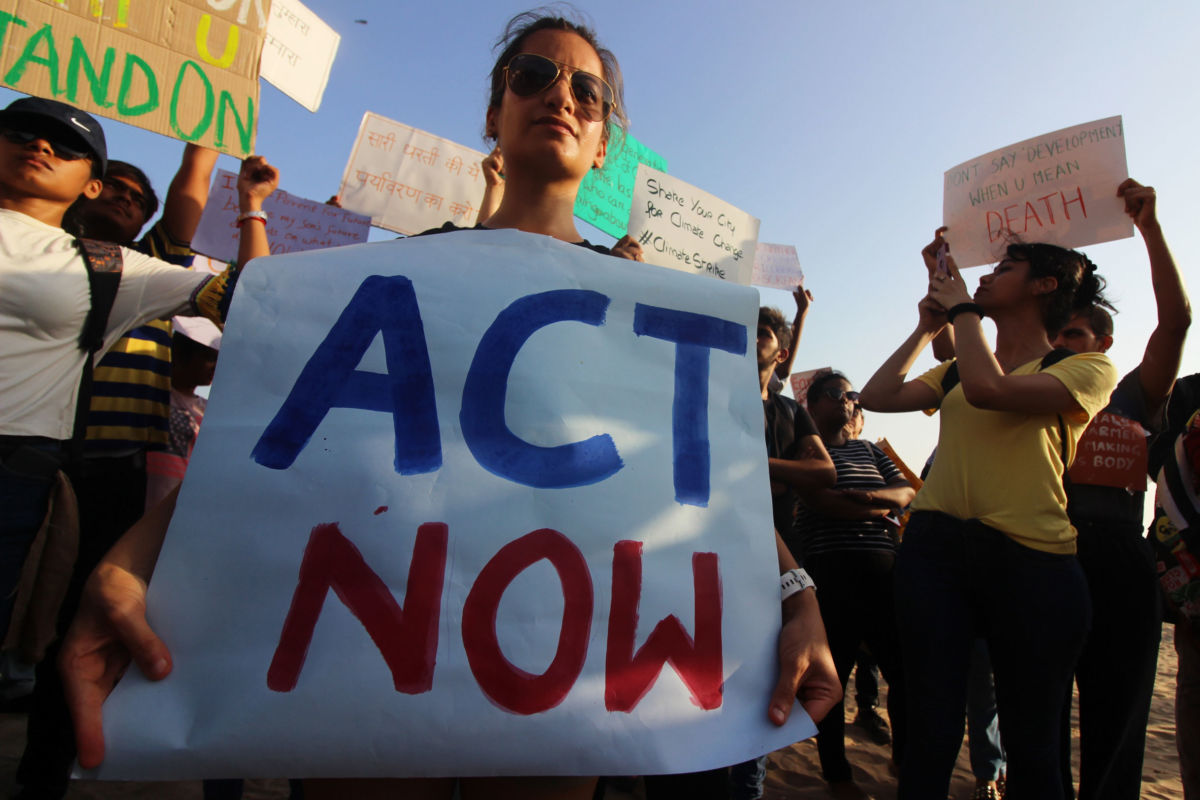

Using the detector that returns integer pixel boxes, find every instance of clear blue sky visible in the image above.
[4,0,1197,471]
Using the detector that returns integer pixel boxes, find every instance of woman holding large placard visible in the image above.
[58,10,840,800]
[859,231,1117,799]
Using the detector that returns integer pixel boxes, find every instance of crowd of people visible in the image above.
[0,7,1195,800]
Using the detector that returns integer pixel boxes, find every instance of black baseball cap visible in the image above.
[0,96,107,175]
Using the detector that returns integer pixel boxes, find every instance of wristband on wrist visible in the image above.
[236,210,269,227]
[780,567,815,601]
[947,302,984,323]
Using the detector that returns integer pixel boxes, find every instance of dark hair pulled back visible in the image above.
[1004,241,1113,333]
[486,6,628,144]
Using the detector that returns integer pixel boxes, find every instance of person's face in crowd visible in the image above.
[487,29,608,184]
[0,125,101,205]
[76,173,150,243]
[812,378,859,430]
[756,323,787,373]
[843,406,864,439]
[1051,313,1112,354]
[974,254,1056,314]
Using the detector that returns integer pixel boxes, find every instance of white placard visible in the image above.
[259,0,340,112]
[93,229,815,780]
[338,113,489,235]
[942,116,1133,268]
[192,170,370,263]
[628,165,760,285]
[752,243,804,290]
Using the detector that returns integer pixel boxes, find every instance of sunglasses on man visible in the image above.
[2,127,92,162]
[503,52,615,123]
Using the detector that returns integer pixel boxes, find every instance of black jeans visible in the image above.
[807,550,905,783]
[1062,519,1161,800]
[895,511,1090,800]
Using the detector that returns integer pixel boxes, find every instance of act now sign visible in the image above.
[93,230,815,779]
[0,0,265,157]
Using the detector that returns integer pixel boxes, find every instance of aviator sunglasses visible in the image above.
[821,388,861,404]
[503,52,615,122]
[1,127,91,161]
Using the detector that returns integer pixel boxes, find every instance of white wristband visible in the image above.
[780,568,815,601]
[237,210,269,224]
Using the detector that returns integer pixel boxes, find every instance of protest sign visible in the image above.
[752,243,804,290]
[790,367,829,408]
[0,0,265,157]
[943,116,1133,268]
[1067,412,1149,492]
[628,165,760,285]
[575,126,667,239]
[259,0,339,112]
[338,112,488,235]
[192,169,370,262]
[94,229,815,779]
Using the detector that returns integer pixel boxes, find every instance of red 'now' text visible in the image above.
[266,522,724,715]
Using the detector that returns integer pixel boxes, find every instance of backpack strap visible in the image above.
[71,238,123,457]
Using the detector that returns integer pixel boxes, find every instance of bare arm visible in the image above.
[775,286,812,380]
[801,487,894,520]
[1119,179,1191,414]
[161,144,218,244]
[768,433,836,490]
[842,480,916,509]
[770,531,840,725]
[60,487,179,768]
[859,299,944,413]
[234,155,279,267]
[478,147,503,224]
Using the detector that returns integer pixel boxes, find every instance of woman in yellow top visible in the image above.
[860,230,1118,800]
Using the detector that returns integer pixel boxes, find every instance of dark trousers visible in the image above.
[1061,519,1162,800]
[0,440,63,644]
[17,452,146,798]
[808,550,905,783]
[895,512,1090,800]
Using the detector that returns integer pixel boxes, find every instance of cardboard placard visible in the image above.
[0,0,265,157]
[192,169,370,262]
[574,126,667,239]
[628,165,759,285]
[259,0,339,113]
[752,243,804,290]
[942,116,1133,267]
[337,112,488,235]
[93,229,816,779]
[789,367,830,408]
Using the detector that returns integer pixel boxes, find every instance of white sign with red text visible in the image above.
[93,229,815,779]
[338,113,489,235]
[942,116,1132,268]
[752,243,804,290]
[259,0,341,112]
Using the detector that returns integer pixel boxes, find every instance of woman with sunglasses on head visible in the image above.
[788,370,912,799]
[859,230,1117,799]
[58,11,838,800]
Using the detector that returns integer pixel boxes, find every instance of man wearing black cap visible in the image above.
[0,96,276,656]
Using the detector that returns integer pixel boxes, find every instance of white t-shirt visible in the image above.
[0,208,213,440]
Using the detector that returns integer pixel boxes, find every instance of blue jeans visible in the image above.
[967,638,1005,782]
[895,511,1090,800]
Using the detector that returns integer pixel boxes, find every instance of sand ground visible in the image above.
[0,624,1181,800]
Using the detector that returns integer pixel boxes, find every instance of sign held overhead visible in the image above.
[942,116,1132,267]
[0,0,266,157]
